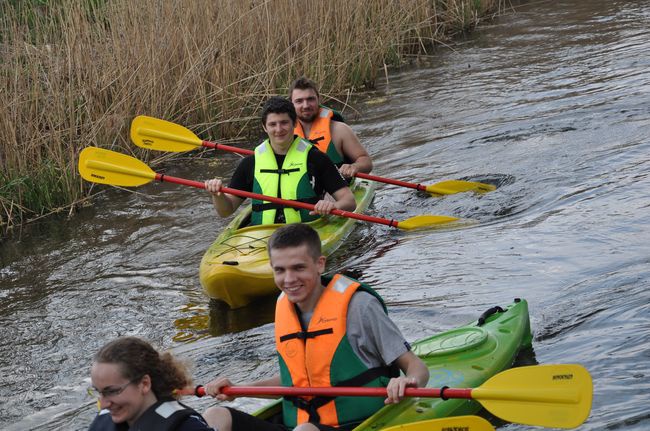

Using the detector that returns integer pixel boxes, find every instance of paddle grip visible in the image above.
[440,387,473,400]
[175,385,207,397]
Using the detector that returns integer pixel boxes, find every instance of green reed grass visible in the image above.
[0,0,504,234]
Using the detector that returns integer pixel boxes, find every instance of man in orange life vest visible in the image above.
[289,77,373,179]
[202,223,429,431]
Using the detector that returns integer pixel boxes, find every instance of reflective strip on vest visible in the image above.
[89,400,199,431]
[156,400,186,418]
[332,275,352,293]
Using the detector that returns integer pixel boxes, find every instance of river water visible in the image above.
[1,0,649,429]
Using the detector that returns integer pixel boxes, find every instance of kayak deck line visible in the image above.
[213,233,272,259]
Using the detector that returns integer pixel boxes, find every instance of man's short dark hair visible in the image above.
[288,76,320,100]
[261,96,297,125]
[268,223,322,261]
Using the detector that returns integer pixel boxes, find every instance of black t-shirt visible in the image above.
[229,145,348,198]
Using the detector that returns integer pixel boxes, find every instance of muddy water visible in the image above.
[2,0,649,429]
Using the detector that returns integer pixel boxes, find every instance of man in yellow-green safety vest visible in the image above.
[289,77,373,179]
[205,97,356,226]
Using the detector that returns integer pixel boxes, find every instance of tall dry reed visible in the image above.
[0,0,504,234]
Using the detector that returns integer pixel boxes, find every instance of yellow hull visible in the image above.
[199,180,376,308]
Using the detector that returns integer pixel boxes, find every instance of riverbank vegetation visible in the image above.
[1,0,505,235]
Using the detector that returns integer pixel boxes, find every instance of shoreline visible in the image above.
[0,0,507,235]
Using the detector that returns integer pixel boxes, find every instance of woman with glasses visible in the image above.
[88,337,213,430]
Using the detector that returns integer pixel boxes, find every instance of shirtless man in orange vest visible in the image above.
[289,77,373,179]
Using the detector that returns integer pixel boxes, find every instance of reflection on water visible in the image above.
[174,296,277,342]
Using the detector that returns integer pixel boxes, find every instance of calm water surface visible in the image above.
[1,0,649,429]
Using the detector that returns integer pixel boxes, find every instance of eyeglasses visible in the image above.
[87,380,136,399]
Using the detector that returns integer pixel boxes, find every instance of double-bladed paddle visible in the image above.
[129,115,496,195]
[178,364,592,429]
[78,147,458,230]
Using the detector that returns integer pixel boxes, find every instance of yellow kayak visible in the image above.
[199,179,376,308]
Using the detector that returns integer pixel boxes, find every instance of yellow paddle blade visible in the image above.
[130,115,202,152]
[381,416,494,431]
[473,364,593,429]
[426,180,496,195]
[396,215,459,230]
[78,147,156,187]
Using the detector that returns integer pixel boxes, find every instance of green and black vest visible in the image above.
[251,136,319,225]
[88,399,202,431]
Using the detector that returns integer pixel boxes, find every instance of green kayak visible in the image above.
[251,298,532,428]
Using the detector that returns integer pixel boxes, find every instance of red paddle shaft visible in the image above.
[155,173,402,228]
[179,385,473,399]
[198,140,427,191]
